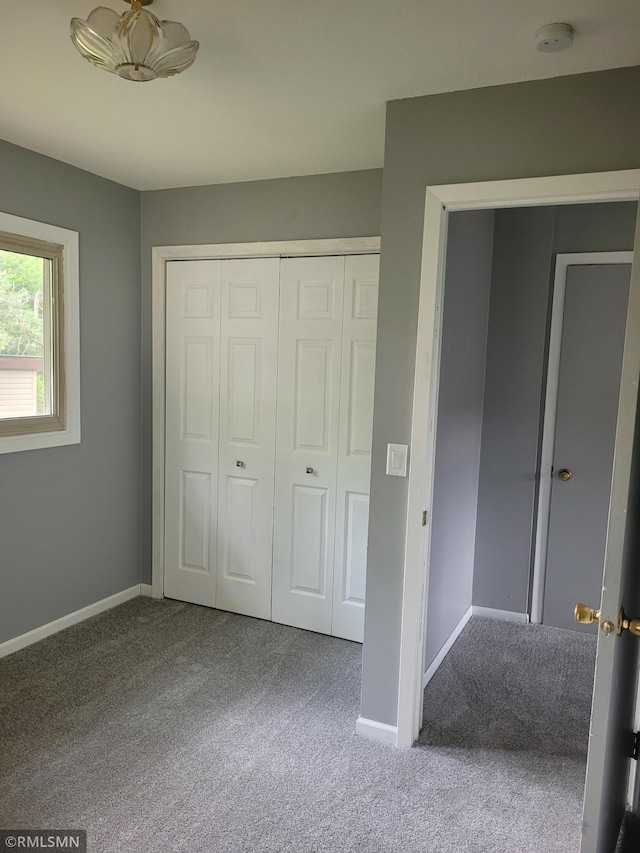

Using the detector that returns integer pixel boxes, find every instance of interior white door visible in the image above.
[581,215,640,852]
[165,252,378,640]
[215,258,279,619]
[164,260,221,607]
[543,263,631,630]
[332,254,379,642]
[272,255,345,635]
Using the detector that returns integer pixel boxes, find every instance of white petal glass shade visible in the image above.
[70,4,199,81]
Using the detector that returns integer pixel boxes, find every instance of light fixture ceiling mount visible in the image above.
[70,0,199,82]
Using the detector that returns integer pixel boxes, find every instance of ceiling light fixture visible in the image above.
[70,0,199,82]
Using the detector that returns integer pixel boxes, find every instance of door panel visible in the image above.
[272,256,345,634]
[294,340,334,451]
[581,217,640,852]
[179,470,212,571]
[290,484,329,594]
[215,258,279,619]
[332,254,379,641]
[164,260,221,607]
[543,264,631,631]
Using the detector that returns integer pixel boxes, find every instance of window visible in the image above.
[0,212,79,453]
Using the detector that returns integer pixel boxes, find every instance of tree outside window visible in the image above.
[0,249,48,415]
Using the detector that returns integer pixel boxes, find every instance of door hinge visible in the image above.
[422,510,427,527]
[632,731,640,761]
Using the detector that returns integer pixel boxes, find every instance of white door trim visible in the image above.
[151,237,380,600]
[398,169,640,749]
[530,251,634,625]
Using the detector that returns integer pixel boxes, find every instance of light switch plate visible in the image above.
[386,443,408,477]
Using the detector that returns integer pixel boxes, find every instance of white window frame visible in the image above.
[0,211,80,454]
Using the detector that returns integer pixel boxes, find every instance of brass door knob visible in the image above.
[574,603,615,634]
[619,609,640,637]
[558,469,572,481]
[574,603,601,625]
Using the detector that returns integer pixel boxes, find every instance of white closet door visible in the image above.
[332,255,379,641]
[164,260,221,607]
[272,256,345,634]
[215,258,280,619]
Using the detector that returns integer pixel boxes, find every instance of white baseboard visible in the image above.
[422,605,473,689]
[355,716,398,746]
[140,583,153,597]
[472,606,529,623]
[0,584,146,660]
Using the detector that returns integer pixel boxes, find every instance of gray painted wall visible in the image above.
[139,169,383,582]
[0,140,141,644]
[473,201,638,615]
[424,210,493,670]
[552,201,638,255]
[362,66,640,727]
[472,207,556,612]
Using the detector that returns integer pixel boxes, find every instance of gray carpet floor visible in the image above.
[0,600,596,853]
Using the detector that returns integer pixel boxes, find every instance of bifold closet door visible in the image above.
[165,253,377,639]
[215,258,279,619]
[164,260,221,607]
[164,257,279,618]
[331,254,379,642]
[272,256,345,634]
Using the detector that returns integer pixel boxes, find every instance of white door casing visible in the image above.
[164,260,221,607]
[157,240,379,642]
[332,254,379,642]
[271,255,346,635]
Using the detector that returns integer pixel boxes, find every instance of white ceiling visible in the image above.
[2,0,639,190]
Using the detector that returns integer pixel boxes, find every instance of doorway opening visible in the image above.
[417,206,634,846]
[420,210,635,680]
[397,170,640,853]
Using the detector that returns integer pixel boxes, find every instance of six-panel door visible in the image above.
[164,258,279,617]
[215,259,280,619]
[165,260,222,607]
[271,256,346,634]
[164,254,378,641]
[332,255,379,642]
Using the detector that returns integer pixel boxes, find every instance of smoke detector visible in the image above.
[535,23,574,52]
